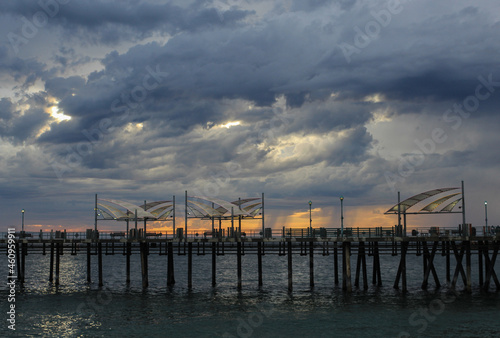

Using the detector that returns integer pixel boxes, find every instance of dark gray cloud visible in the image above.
[1,0,253,46]
[0,45,46,85]
[44,75,86,98]
[1,107,50,143]
[0,98,15,120]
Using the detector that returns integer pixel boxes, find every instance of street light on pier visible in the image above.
[340,196,344,237]
[21,209,25,233]
[485,201,488,234]
[308,201,312,237]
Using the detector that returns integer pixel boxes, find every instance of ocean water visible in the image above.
[1,246,499,337]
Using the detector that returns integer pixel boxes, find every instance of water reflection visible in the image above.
[1,250,499,337]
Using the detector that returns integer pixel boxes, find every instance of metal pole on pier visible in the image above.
[94,194,98,239]
[212,202,215,237]
[231,207,234,239]
[461,180,466,230]
[238,197,242,239]
[144,200,147,236]
[219,218,222,239]
[261,193,265,238]
[135,209,138,239]
[21,209,25,233]
[185,191,188,242]
[397,192,401,237]
[340,196,344,237]
[403,212,407,237]
[485,201,488,234]
[173,195,176,238]
[309,200,312,237]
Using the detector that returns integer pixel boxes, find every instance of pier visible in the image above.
[4,184,499,293]
[2,227,499,293]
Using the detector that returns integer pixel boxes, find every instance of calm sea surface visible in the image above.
[1,248,499,337]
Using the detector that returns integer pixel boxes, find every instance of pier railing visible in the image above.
[2,225,499,242]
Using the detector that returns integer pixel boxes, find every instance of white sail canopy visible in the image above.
[385,188,460,214]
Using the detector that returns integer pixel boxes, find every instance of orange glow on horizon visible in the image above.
[19,203,463,233]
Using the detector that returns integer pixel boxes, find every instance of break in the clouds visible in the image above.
[1,0,499,230]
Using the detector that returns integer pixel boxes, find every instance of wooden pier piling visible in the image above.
[445,241,451,283]
[483,240,499,291]
[478,240,484,287]
[21,242,26,284]
[212,242,216,287]
[188,242,193,289]
[16,242,23,284]
[167,242,175,286]
[86,243,91,283]
[141,242,149,288]
[98,242,103,287]
[355,242,368,290]
[372,242,382,286]
[237,241,242,289]
[334,242,339,285]
[258,242,263,287]
[394,241,408,292]
[309,241,314,288]
[342,242,352,292]
[421,241,440,290]
[451,241,467,289]
[288,241,292,291]
[483,241,489,289]
[49,242,54,283]
[55,242,60,286]
[126,242,131,284]
[466,240,472,292]
[361,243,368,290]
[401,241,408,292]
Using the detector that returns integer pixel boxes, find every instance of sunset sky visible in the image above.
[1,0,499,233]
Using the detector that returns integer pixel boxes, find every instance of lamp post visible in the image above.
[231,206,235,239]
[308,201,312,236]
[340,196,344,237]
[94,194,98,238]
[485,201,488,234]
[21,209,25,233]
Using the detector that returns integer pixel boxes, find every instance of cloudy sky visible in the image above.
[1,0,499,233]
